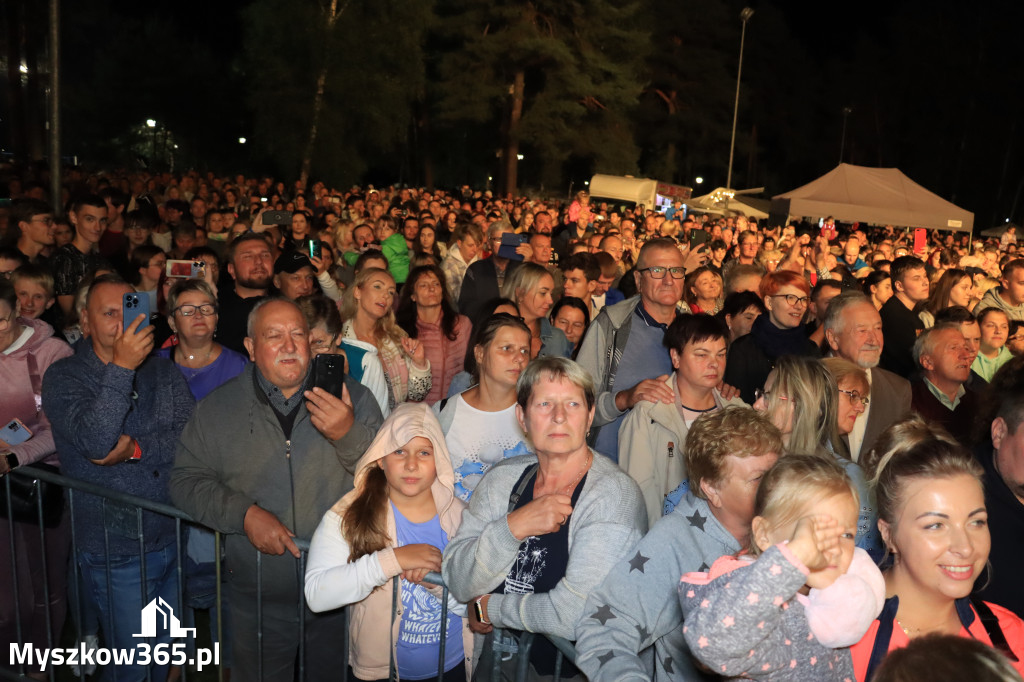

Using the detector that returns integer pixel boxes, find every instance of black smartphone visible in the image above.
[689,229,710,251]
[262,210,293,225]
[312,353,345,399]
[497,233,527,261]
[308,239,322,260]
[122,292,151,333]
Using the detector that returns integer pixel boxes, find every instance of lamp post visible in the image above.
[146,119,157,167]
[726,7,754,205]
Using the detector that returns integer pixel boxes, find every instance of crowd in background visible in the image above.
[4,165,1024,681]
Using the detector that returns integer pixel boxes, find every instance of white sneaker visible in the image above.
[70,634,99,677]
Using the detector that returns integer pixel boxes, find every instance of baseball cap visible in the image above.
[274,251,314,274]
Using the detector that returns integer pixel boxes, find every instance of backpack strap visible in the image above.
[865,596,899,681]
[507,464,540,514]
[971,596,1019,662]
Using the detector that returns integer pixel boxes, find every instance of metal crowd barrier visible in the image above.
[2,467,579,682]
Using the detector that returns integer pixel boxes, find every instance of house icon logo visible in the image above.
[133,597,197,638]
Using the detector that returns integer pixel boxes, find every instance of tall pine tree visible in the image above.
[432,0,648,194]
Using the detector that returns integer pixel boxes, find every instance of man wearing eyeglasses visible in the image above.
[10,198,55,266]
[578,238,704,462]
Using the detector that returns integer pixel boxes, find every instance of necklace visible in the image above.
[561,451,593,495]
[177,346,213,365]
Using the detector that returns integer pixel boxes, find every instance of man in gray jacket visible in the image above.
[576,238,704,462]
[170,297,383,681]
[574,407,781,681]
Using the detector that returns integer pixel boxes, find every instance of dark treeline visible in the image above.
[3,0,1024,228]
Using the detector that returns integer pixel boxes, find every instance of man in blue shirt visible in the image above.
[44,274,195,682]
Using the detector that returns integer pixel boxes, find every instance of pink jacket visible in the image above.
[0,318,73,467]
[305,403,472,680]
[417,314,472,404]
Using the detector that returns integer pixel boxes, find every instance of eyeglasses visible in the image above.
[754,388,789,402]
[31,216,55,226]
[838,388,870,406]
[639,266,686,280]
[770,294,810,307]
[0,312,12,332]
[174,304,218,317]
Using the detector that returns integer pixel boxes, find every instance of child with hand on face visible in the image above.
[679,454,885,681]
[305,402,472,681]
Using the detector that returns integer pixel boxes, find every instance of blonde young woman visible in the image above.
[500,262,573,359]
[753,355,882,561]
[341,268,430,410]
[852,420,1024,679]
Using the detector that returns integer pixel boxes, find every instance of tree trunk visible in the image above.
[503,70,525,196]
[298,0,343,189]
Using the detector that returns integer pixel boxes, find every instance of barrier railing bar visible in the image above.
[68,488,84,681]
[215,530,224,682]
[298,549,306,682]
[101,512,114,681]
[256,549,263,682]
[175,517,187,682]
[4,477,25,677]
[136,506,152,682]
[5,469,583,682]
[34,482,56,682]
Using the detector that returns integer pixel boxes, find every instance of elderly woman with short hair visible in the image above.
[442,356,646,679]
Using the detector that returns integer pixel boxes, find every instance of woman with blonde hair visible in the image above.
[753,355,881,560]
[340,267,431,410]
[851,427,1024,679]
[500,262,572,359]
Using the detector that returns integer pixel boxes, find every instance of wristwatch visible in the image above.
[474,596,491,625]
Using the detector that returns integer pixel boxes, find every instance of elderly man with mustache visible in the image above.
[823,291,913,461]
[171,297,384,681]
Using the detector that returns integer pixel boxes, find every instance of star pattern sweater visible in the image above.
[679,544,855,681]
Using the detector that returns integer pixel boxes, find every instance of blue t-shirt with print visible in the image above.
[393,503,464,679]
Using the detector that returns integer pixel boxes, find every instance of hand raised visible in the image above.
[304,384,354,442]
[401,336,427,368]
[788,514,841,573]
[112,314,155,371]
[506,493,574,541]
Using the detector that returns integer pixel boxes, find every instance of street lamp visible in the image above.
[146,119,157,167]
[726,7,754,198]
[238,137,247,144]
[695,176,704,185]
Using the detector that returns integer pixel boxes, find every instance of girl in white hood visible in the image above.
[305,402,472,681]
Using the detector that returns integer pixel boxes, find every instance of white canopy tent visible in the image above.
[687,187,770,220]
[770,163,974,233]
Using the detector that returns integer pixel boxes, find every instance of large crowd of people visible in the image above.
[3,168,1024,681]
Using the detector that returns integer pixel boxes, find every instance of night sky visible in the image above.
[10,0,1024,229]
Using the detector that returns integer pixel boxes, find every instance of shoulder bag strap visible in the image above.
[971,596,1019,662]
[507,464,540,514]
